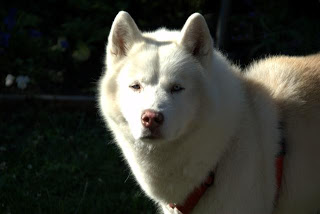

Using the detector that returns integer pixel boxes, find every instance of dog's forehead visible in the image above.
[126,43,192,80]
[125,44,159,82]
[158,45,191,75]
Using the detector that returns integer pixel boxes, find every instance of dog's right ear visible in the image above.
[107,11,142,62]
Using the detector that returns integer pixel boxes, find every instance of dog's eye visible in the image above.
[171,84,185,93]
[130,83,141,91]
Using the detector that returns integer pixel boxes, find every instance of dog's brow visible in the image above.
[144,37,173,46]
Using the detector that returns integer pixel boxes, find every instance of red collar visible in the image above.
[169,172,215,214]
[275,125,287,201]
[169,143,286,214]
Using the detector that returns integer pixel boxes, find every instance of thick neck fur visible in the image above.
[114,51,246,205]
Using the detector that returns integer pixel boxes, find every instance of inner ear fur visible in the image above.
[107,11,142,58]
[179,13,213,57]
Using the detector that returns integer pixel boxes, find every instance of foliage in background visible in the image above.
[1,0,319,94]
[0,0,212,95]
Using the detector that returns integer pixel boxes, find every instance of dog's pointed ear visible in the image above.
[107,11,142,61]
[179,13,213,59]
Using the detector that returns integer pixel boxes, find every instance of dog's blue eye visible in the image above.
[130,84,141,90]
[171,84,184,93]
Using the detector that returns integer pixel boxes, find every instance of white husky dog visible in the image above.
[99,11,320,214]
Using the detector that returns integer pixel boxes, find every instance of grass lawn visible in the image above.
[0,102,156,214]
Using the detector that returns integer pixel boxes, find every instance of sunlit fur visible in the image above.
[99,11,320,214]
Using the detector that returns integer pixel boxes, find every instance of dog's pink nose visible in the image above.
[141,110,164,130]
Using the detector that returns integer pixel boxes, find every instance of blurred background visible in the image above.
[0,0,319,213]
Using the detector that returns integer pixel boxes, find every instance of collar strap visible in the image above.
[169,129,286,214]
[275,121,287,200]
[169,172,214,214]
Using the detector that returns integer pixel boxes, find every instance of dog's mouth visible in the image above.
[140,130,162,141]
[141,135,160,140]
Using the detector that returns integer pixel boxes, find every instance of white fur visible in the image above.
[99,11,320,214]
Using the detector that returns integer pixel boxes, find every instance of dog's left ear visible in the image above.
[179,13,213,61]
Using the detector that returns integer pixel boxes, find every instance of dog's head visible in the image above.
[100,11,214,143]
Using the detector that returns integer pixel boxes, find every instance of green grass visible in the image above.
[0,103,156,214]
